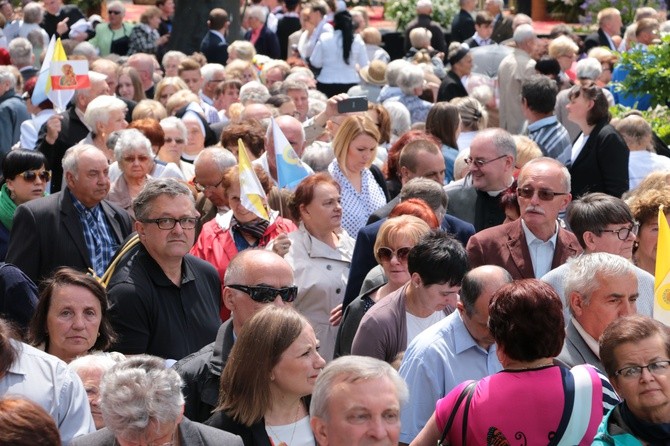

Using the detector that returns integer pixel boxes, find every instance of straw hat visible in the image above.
[359,60,388,86]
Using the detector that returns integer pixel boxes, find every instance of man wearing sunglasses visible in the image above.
[541,192,654,320]
[174,249,296,423]
[107,179,220,362]
[466,157,582,280]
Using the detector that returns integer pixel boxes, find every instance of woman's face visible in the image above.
[46,284,102,362]
[215,86,240,112]
[270,324,326,399]
[636,217,662,266]
[455,53,473,76]
[158,84,178,106]
[566,93,593,126]
[301,182,342,232]
[345,134,377,174]
[184,120,206,152]
[77,367,106,429]
[117,74,135,101]
[227,183,259,224]
[378,235,413,289]
[278,100,298,119]
[159,127,185,163]
[121,149,152,181]
[242,67,257,84]
[148,14,161,29]
[612,335,670,423]
[557,52,576,72]
[99,108,128,136]
[6,165,48,205]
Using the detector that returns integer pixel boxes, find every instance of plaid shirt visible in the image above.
[70,192,119,277]
[128,23,159,55]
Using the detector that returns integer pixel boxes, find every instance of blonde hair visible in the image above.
[513,135,542,169]
[548,35,578,58]
[331,115,380,175]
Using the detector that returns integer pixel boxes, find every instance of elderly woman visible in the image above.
[107,129,155,219]
[628,186,670,276]
[82,95,128,162]
[593,315,670,445]
[352,231,467,363]
[190,165,297,321]
[437,42,472,102]
[328,115,387,238]
[548,35,578,89]
[117,66,145,102]
[68,353,122,430]
[566,82,629,198]
[27,267,116,364]
[162,50,187,77]
[282,173,355,362]
[0,150,48,260]
[70,355,242,445]
[206,306,326,446]
[158,116,195,179]
[89,0,134,56]
[336,213,432,358]
[225,59,258,84]
[412,280,614,446]
[17,2,49,48]
[227,40,257,62]
[128,6,169,56]
[310,10,369,97]
[154,76,189,107]
[387,63,433,124]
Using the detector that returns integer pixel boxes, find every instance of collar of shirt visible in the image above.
[521,218,558,247]
[527,115,559,132]
[484,177,515,197]
[200,91,214,106]
[70,190,101,214]
[454,311,491,354]
[472,34,490,46]
[571,317,600,358]
[210,29,227,44]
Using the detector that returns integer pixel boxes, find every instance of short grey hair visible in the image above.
[386,59,410,87]
[200,63,225,82]
[384,101,411,139]
[280,78,308,95]
[133,178,194,221]
[194,147,237,173]
[162,50,187,67]
[239,81,270,105]
[160,116,188,140]
[73,41,98,60]
[100,355,184,440]
[69,352,120,376]
[62,144,100,177]
[0,66,17,89]
[114,129,153,163]
[310,356,409,421]
[513,23,536,44]
[575,57,602,80]
[400,177,448,211]
[22,2,44,24]
[476,127,517,159]
[75,71,108,101]
[8,38,32,66]
[397,64,424,95]
[520,156,571,192]
[302,143,335,172]
[83,95,127,132]
[107,0,126,14]
[246,5,268,22]
[564,252,637,313]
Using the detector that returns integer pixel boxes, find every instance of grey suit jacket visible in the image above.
[557,320,604,371]
[70,418,244,446]
[5,189,132,284]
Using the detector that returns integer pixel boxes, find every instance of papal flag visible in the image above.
[654,205,670,324]
[238,139,269,221]
[273,117,310,189]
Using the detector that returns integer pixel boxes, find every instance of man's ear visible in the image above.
[310,417,328,446]
[223,287,235,312]
[569,291,585,317]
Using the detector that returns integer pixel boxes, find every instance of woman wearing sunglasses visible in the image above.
[0,149,49,260]
[207,306,326,446]
[282,173,355,362]
[335,210,433,358]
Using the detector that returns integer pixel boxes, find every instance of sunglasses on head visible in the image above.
[517,186,568,201]
[227,284,298,303]
[376,246,412,263]
[20,170,51,182]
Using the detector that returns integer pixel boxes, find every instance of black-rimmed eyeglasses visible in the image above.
[600,223,639,240]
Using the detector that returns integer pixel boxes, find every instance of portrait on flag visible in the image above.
[50,61,90,90]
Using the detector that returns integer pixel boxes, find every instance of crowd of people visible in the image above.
[0,0,670,444]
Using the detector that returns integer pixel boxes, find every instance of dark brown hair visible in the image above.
[567,82,610,126]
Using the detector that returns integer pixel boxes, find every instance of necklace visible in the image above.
[505,362,554,371]
[266,403,302,446]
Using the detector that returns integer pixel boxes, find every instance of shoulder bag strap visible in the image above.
[461,382,476,445]
[437,380,477,446]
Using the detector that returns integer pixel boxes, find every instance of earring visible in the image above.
[9,189,15,201]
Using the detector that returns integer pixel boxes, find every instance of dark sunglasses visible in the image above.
[517,186,569,201]
[108,9,122,14]
[20,170,51,182]
[227,284,298,303]
[376,246,412,263]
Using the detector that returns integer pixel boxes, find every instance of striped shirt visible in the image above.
[527,116,572,161]
[71,193,119,277]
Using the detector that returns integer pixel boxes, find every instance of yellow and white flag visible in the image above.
[654,205,670,324]
[238,139,269,221]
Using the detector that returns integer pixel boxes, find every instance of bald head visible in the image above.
[241,103,273,121]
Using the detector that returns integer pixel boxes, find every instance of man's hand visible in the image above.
[45,114,63,145]
[56,17,69,36]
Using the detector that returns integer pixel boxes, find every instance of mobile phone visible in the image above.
[337,96,368,114]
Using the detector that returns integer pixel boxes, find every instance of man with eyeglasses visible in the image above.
[466,157,582,280]
[558,252,638,371]
[446,128,516,232]
[542,192,654,320]
[107,178,220,362]
[174,249,296,422]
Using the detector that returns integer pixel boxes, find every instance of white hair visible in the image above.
[239,81,270,105]
[114,129,153,163]
[396,64,425,95]
[83,95,127,132]
[200,63,225,82]
[513,23,536,44]
[160,116,187,141]
[383,100,411,140]
[576,57,603,80]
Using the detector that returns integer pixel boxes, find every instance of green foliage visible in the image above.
[614,36,670,109]
[384,0,458,32]
[611,104,670,145]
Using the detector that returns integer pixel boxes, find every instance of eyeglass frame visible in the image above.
[226,284,298,303]
[18,169,51,183]
[598,222,639,241]
[376,246,412,263]
[193,176,225,193]
[517,186,570,201]
[614,360,670,379]
[464,154,508,168]
[140,217,199,230]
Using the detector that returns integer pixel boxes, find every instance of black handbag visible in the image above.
[437,380,477,446]
[110,25,131,56]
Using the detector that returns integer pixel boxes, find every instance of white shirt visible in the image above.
[571,133,589,164]
[310,31,369,84]
[629,150,670,190]
[572,317,600,357]
[406,311,445,345]
[522,219,558,278]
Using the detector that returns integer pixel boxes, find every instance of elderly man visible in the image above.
[174,249,297,422]
[558,252,638,370]
[244,5,280,59]
[310,355,409,446]
[281,79,310,123]
[254,114,310,185]
[498,24,538,134]
[37,71,109,191]
[107,179,220,361]
[8,38,36,82]
[403,0,446,53]
[467,157,582,279]
[0,66,29,158]
[199,63,226,107]
[485,0,513,43]
[6,145,132,284]
[398,266,511,445]
[192,147,238,235]
[542,193,654,319]
[583,7,622,53]
[446,128,516,232]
